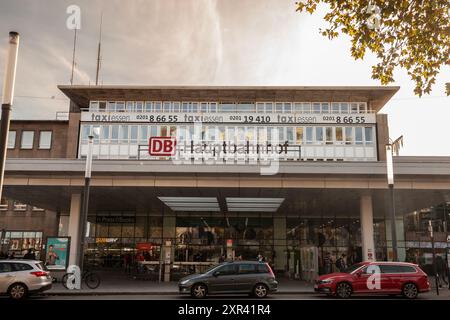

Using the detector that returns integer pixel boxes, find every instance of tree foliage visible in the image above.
[296,0,450,96]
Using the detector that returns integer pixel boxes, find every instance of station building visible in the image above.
[1,85,449,280]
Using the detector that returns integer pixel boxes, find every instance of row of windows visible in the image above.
[0,199,44,212]
[89,101,371,114]
[7,130,52,150]
[80,124,375,145]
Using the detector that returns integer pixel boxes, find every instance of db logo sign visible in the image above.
[149,137,176,156]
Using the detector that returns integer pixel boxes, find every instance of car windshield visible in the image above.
[203,264,221,274]
[343,263,364,273]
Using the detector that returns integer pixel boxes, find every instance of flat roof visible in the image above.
[58,85,400,112]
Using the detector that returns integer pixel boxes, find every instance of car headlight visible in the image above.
[179,279,190,285]
[320,279,333,284]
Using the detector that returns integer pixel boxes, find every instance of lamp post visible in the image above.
[78,134,94,270]
[385,143,398,261]
[0,32,20,201]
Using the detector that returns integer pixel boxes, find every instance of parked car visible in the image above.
[0,260,52,299]
[314,261,430,299]
[178,261,278,298]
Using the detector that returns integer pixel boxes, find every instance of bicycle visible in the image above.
[62,268,101,289]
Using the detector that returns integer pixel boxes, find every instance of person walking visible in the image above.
[336,254,348,272]
[23,249,36,260]
[436,255,448,288]
[323,252,332,274]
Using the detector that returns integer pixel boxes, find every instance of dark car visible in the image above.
[178,261,278,298]
[314,261,430,299]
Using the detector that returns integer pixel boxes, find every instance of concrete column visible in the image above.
[386,218,406,262]
[162,215,176,282]
[360,194,375,261]
[68,193,82,267]
[273,217,286,272]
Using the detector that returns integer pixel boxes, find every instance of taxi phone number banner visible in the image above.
[82,112,376,124]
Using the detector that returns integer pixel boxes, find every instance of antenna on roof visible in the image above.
[95,12,103,86]
[70,28,77,85]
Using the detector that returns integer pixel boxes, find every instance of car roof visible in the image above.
[0,259,42,263]
[362,261,418,266]
[225,260,266,264]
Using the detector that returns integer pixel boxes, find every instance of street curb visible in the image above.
[44,291,314,296]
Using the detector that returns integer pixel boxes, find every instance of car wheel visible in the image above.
[9,283,27,300]
[191,284,207,299]
[335,282,352,299]
[402,283,418,299]
[253,283,269,298]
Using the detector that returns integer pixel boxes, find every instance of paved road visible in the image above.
[1,291,448,300]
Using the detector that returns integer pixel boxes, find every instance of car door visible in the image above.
[235,264,258,292]
[207,264,237,293]
[352,264,391,294]
[0,262,16,293]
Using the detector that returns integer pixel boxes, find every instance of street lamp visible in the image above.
[386,136,403,262]
[0,32,20,201]
[78,133,95,270]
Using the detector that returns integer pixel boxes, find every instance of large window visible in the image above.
[20,131,34,149]
[7,131,16,149]
[38,131,52,149]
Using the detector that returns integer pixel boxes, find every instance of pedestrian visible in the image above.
[436,255,448,288]
[336,254,347,272]
[257,253,264,262]
[323,252,332,274]
[219,254,226,263]
[23,249,36,260]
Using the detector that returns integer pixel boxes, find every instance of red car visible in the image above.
[314,261,430,299]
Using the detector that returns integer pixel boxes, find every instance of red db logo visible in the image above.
[149,137,177,156]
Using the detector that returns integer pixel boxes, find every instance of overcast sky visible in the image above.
[0,0,448,156]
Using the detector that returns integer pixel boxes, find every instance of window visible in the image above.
[119,125,129,142]
[130,126,138,144]
[163,102,171,112]
[107,101,116,112]
[286,127,294,143]
[216,264,236,275]
[351,103,358,113]
[145,101,153,112]
[99,101,107,111]
[306,127,313,144]
[200,103,208,113]
[139,126,148,144]
[312,103,321,114]
[275,103,283,113]
[237,103,255,113]
[321,103,329,113]
[325,127,333,144]
[126,101,134,112]
[154,102,162,112]
[111,125,119,143]
[359,103,367,113]
[100,126,110,142]
[265,103,273,113]
[380,265,416,273]
[335,127,343,142]
[355,127,363,144]
[365,127,373,144]
[219,103,235,112]
[294,103,302,112]
[38,131,52,149]
[7,131,16,149]
[283,103,292,113]
[315,127,324,143]
[302,103,311,113]
[12,263,33,271]
[256,103,265,113]
[238,264,257,274]
[116,102,125,112]
[257,264,270,273]
[332,103,340,113]
[210,102,217,112]
[173,102,180,112]
[0,263,13,273]
[345,127,353,144]
[296,127,303,144]
[341,103,349,113]
[90,101,99,111]
[21,131,34,149]
[135,102,143,112]
[81,125,90,141]
[182,102,189,112]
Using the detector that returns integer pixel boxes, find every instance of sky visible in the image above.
[0,0,448,156]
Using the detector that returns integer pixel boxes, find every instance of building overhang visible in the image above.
[58,85,400,113]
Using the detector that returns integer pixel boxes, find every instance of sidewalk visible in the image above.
[45,271,314,296]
